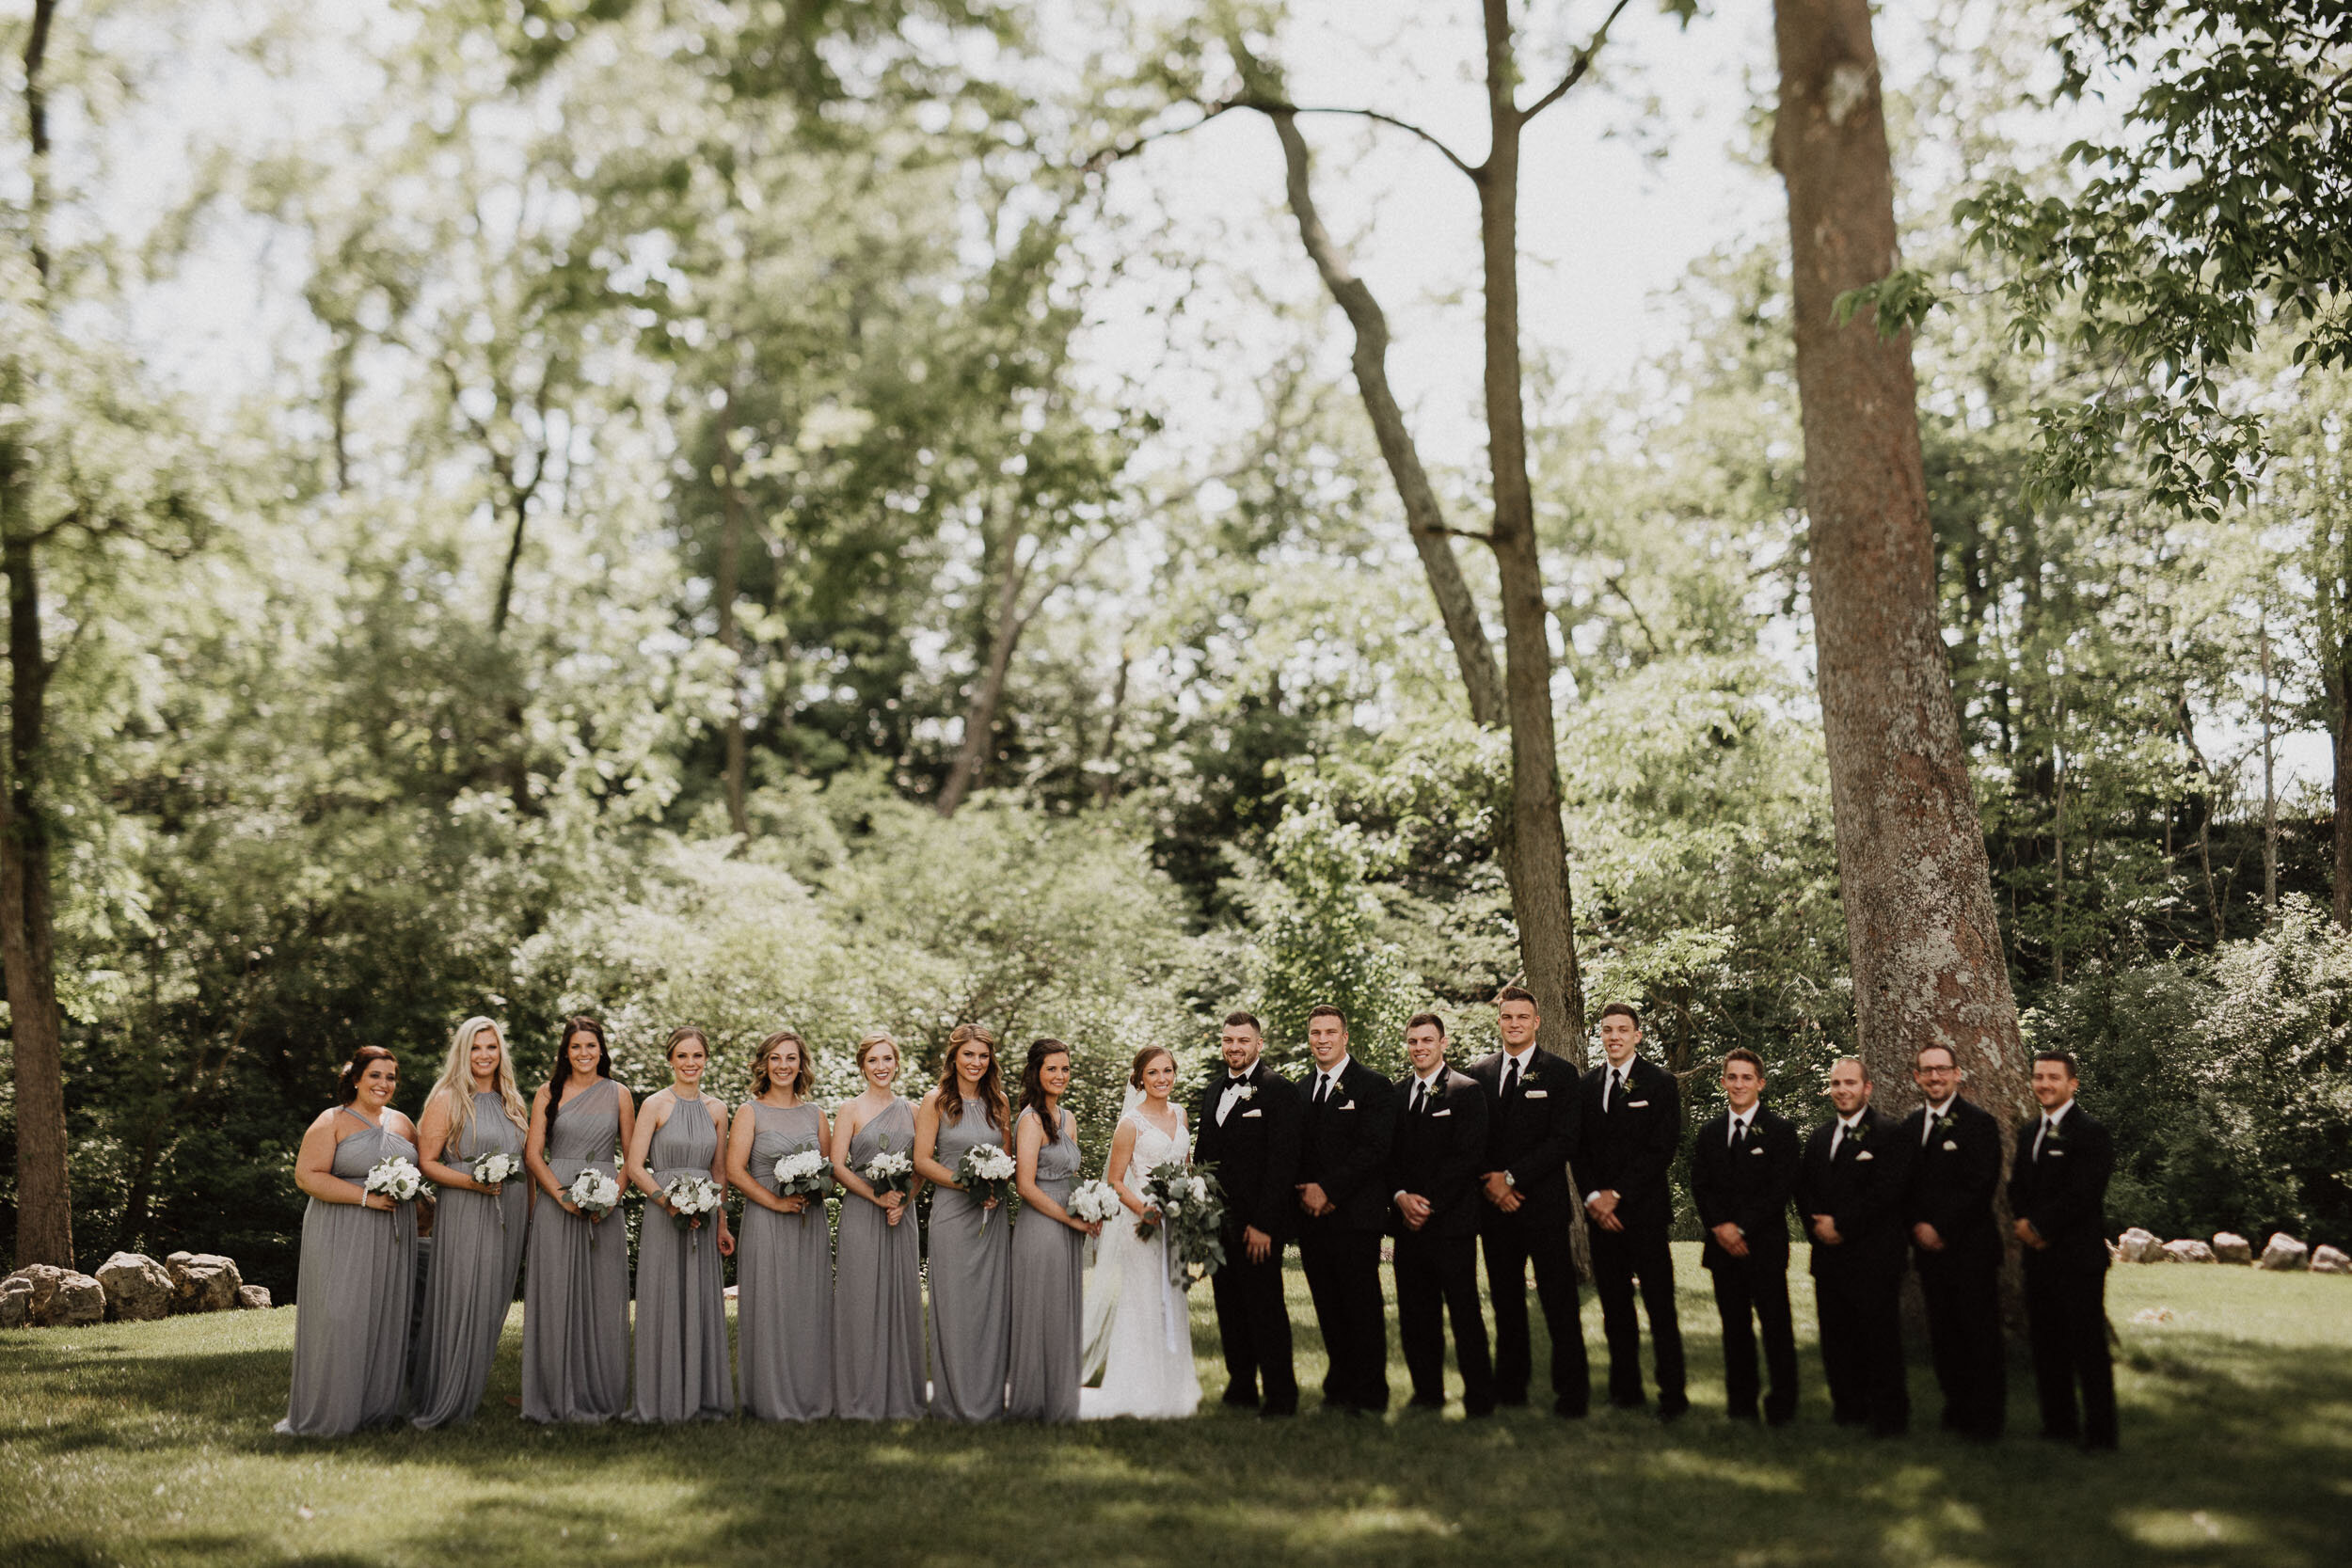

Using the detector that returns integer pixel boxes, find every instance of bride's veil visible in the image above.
[1082,1076,1150,1383]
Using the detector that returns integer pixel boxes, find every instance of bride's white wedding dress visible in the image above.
[1079,1109,1202,1420]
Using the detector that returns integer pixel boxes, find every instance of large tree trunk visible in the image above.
[937,523,1027,818]
[716,414,750,840]
[1772,0,2028,1291]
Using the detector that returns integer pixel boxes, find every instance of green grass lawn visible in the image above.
[4,1244,2348,1568]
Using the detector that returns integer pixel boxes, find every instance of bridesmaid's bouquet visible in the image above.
[566,1166,622,1219]
[771,1149,829,1215]
[1136,1160,1226,1288]
[862,1146,914,1197]
[662,1173,725,1237]
[957,1142,1016,1233]
[364,1156,424,1204]
[1066,1179,1121,1226]
[470,1150,523,1187]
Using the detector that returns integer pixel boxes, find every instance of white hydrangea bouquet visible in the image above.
[470,1150,523,1187]
[662,1174,725,1243]
[1066,1179,1121,1226]
[862,1145,914,1197]
[957,1141,1017,1232]
[364,1155,424,1205]
[771,1148,830,1215]
[1137,1159,1227,1288]
[565,1166,623,1248]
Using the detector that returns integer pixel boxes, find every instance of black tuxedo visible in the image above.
[2009,1102,2117,1448]
[1900,1095,2007,1438]
[1797,1105,1915,1435]
[1192,1059,1302,1412]
[1463,1045,1589,1412]
[1387,1065,1495,1414]
[1691,1106,1800,1422]
[1576,1055,1686,1410]
[1295,1056,1400,1412]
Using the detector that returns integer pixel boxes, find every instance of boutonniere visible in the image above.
[1847,1120,1869,1143]
[1232,1084,1257,1103]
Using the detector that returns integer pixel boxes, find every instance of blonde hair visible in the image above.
[752,1029,813,1100]
[431,1016,528,1152]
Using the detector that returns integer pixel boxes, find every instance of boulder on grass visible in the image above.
[6,1264,105,1327]
[165,1251,243,1314]
[0,1275,31,1329]
[95,1252,173,1323]
[2258,1233,2309,1272]
[2212,1232,2253,1265]
[2117,1227,2163,1263]
[2163,1239,2216,1264]
[2313,1245,2350,1275]
[236,1285,274,1309]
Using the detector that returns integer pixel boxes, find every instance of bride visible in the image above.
[1080,1046,1202,1419]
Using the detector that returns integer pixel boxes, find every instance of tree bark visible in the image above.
[937,513,1028,818]
[716,413,750,841]
[1772,0,2028,1294]
[2335,658,2352,929]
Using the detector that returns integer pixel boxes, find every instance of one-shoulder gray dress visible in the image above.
[832,1097,923,1418]
[628,1094,735,1422]
[738,1101,833,1420]
[411,1091,532,1427]
[1007,1107,1085,1422]
[928,1099,1013,1422]
[522,1077,629,1422]
[278,1108,421,1435]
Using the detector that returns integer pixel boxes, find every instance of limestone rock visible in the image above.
[95,1252,173,1323]
[2257,1232,2309,1272]
[2163,1239,2215,1264]
[236,1285,274,1309]
[2117,1227,2163,1263]
[2312,1244,2350,1275]
[165,1251,244,1314]
[0,1274,31,1329]
[2212,1232,2253,1265]
[6,1264,105,1327]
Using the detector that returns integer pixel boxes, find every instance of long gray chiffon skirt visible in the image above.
[738,1202,834,1420]
[410,1179,530,1427]
[927,1185,1012,1422]
[1006,1180,1085,1422]
[520,1199,630,1422]
[833,1196,923,1418]
[278,1198,419,1434]
[628,1199,735,1422]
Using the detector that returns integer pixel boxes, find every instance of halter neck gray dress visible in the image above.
[928,1097,1013,1422]
[522,1077,629,1422]
[411,1091,531,1427]
[832,1097,923,1418]
[278,1108,420,1435]
[737,1100,833,1420]
[1006,1107,1084,1422]
[628,1092,735,1421]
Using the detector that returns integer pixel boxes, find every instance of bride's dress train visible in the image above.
[1079,1111,1201,1420]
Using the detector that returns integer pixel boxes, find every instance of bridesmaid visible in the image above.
[278,1046,421,1435]
[914,1022,1014,1422]
[831,1031,924,1418]
[410,1015,532,1428]
[1007,1038,1098,1422]
[521,1015,635,1423]
[626,1025,736,1422]
[726,1028,834,1420]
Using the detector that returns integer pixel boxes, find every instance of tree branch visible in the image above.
[1518,0,1635,125]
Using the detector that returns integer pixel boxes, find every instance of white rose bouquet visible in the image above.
[1065,1179,1121,1226]
[364,1155,424,1205]
[565,1166,622,1248]
[771,1148,830,1215]
[662,1173,724,1231]
[862,1147,914,1196]
[957,1141,1017,1232]
[470,1150,523,1187]
[1137,1158,1227,1288]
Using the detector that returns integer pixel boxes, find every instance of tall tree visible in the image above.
[1770,0,2030,1135]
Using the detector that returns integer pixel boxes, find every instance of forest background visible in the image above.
[0,0,2344,1301]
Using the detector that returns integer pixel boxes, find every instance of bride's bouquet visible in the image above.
[364,1155,424,1205]
[1065,1179,1121,1226]
[771,1148,829,1215]
[957,1142,1016,1232]
[1136,1159,1226,1288]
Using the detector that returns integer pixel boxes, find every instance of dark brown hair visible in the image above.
[936,1022,1009,1133]
[753,1029,813,1100]
[543,1014,611,1146]
[1128,1044,1176,1088]
[663,1025,710,1062]
[1492,985,1537,1007]
[337,1046,400,1105]
[1405,1012,1446,1037]
[1597,1002,1642,1028]
[1307,1004,1346,1026]
[1915,1042,1959,1069]
[1221,1010,1263,1035]
[2033,1049,2079,1079]
[1723,1048,1764,1075]
[1018,1038,1072,1146]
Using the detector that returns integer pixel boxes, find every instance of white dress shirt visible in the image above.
[1921,1095,1957,1146]
[2031,1098,2074,1158]
[1828,1108,1865,1158]
[1726,1107,1755,1148]
[1311,1055,1352,1105]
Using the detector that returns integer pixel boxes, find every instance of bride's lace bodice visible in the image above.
[1123,1113,1189,1182]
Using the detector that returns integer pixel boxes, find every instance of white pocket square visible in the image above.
[1432,1109,1452,1117]
[1524,1089,1548,1099]
[1338,1101,1356,1111]
[1855,1150,1875,1162]
[1749,1146,1767,1156]
[1242,1109,1263,1118]
[2048,1148,2066,1157]
[1941,1139,1959,1150]
[1629,1099,1650,1108]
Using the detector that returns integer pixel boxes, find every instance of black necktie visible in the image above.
[1731,1117,1748,1148]
[1411,1082,1428,1116]
[1609,1069,1625,1111]
[1314,1074,1331,1106]
[1502,1058,1520,1099]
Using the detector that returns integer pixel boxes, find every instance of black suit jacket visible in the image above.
[2008,1104,2113,1275]
[1295,1057,1401,1234]
[1575,1055,1681,1232]
[1899,1095,2004,1269]
[1690,1106,1800,1269]
[1386,1066,1491,1241]
[1795,1105,1915,1277]
[1191,1060,1303,1241]
[1462,1046,1581,1221]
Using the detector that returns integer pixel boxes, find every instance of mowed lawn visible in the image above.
[4,1245,2349,1568]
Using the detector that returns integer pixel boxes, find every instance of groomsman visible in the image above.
[1690,1049,1801,1425]
[1899,1042,2006,1441]
[1578,1003,1688,1419]
[1464,985,1590,1417]
[1294,1005,1400,1415]
[2010,1050,2118,1451]
[1192,1010,1303,1418]
[1797,1056,1915,1437]
[1388,1013,1496,1417]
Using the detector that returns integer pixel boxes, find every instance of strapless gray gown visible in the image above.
[738,1101,833,1420]
[1006,1108,1085,1422]
[522,1078,629,1422]
[928,1100,1013,1422]
[832,1098,923,1418]
[629,1094,735,1421]
[278,1109,420,1435]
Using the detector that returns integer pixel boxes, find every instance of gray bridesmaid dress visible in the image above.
[278,1109,421,1435]
[628,1093,735,1421]
[410,1091,531,1428]
[1006,1107,1085,1422]
[738,1101,834,1420]
[522,1077,629,1422]
[832,1097,923,1418]
[927,1098,1013,1422]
